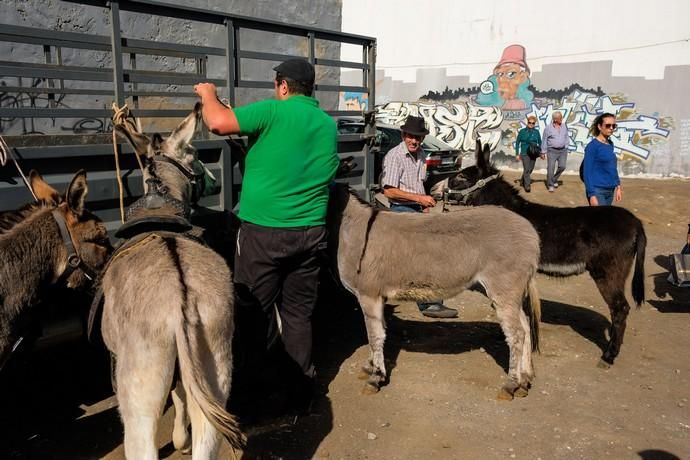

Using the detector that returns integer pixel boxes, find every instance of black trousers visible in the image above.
[234,221,326,378]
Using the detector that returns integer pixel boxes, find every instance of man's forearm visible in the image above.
[198,94,239,135]
[383,186,424,203]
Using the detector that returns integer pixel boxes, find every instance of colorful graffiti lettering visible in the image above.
[377,90,670,163]
[376,101,504,152]
[525,91,670,160]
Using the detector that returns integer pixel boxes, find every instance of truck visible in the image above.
[0,0,376,361]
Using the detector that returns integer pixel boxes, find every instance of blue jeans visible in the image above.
[389,202,443,310]
[589,187,614,206]
[390,203,423,213]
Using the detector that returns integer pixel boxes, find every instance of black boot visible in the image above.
[286,372,317,416]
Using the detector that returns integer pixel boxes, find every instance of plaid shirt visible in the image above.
[381,142,426,200]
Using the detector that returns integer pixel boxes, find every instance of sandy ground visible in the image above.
[1,171,689,460]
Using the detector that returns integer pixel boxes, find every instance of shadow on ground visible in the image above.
[0,339,120,460]
[540,299,611,353]
[650,255,690,314]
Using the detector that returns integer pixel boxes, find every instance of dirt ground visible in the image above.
[1,171,689,460]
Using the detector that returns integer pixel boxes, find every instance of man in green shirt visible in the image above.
[194,59,338,414]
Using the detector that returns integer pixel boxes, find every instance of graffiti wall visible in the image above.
[339,0,690,177]
[374,88,673,173]
[340,42,688,176]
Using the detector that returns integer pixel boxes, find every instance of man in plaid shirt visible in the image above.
[381,116,459,319]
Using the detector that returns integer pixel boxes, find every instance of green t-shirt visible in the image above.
[234,95,338,227]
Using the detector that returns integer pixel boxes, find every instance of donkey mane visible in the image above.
[0,201,55,236]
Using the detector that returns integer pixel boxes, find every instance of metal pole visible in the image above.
[109,0,125,107]
[365,41,377,199]
[225,19,236,106]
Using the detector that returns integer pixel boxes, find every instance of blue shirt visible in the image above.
[583,138,620,197]
[541,122,569,153]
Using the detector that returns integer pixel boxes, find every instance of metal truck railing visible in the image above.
[0,0,377,232]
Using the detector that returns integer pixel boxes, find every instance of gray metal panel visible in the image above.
[238,50,307,63]
[0,109,191,118]
[2,0,377,207]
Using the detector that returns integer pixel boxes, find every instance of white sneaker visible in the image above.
[548,186,555,192]
[553,183,559,188]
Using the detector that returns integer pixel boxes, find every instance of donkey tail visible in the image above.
[631,223,647,308]
[525,275,541,353]
[175,307,246,450]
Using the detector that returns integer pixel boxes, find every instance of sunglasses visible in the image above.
[527,122,536,125]
[603,123,618,129]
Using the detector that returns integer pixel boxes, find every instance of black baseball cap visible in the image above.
[273,59,315,85]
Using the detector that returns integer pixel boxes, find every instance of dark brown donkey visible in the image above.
[433,141,646,367]
[0,170,111,367]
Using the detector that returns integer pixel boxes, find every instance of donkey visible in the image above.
[101,103,244,459]
[434,141,646,368]
[327,182,542,400]
[0,170,111,367]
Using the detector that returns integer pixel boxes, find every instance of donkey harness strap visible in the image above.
[87,231,207,343]
[51,210,97,283]
[443,174,499,207]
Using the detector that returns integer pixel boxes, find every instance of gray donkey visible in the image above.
[102,104,244,459]
[328,183,542,399]
[1,170,111,367]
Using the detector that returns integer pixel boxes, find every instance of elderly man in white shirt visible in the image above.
[541,111,571,192]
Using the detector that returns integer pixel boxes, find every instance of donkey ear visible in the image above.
[164,107,200,155]
[112,105,153,158]
[475,141,492,176]
[475,139,484,166]
[29,170,60,204]
[482,143,491,166]
[65,169,88,217]
[114,123,153,158]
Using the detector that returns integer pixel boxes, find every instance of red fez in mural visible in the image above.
[494,44,530,75]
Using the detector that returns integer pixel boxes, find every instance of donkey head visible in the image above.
[31,170,112,288]
[113,103,208,204]
[442,140,501,206]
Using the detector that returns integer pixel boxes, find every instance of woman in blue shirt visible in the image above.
[514,114,542,192]
[583,112,622,206]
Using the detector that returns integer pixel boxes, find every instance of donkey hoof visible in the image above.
[357,366,373,380]
[597,359,612,369]
[361,382,380,395]
[497,380,520,401]
[514,386,529,398]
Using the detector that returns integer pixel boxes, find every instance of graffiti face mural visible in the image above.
[341,91,368,111]
[476,44,534,112]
